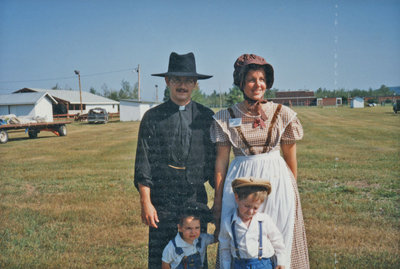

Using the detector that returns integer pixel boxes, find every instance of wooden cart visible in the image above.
[0,121,71,144]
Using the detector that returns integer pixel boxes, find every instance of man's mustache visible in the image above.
[176,88,189,93]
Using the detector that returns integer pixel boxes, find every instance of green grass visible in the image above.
[0,106,399,268]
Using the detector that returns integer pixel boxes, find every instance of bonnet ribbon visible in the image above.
[244,94,268,129]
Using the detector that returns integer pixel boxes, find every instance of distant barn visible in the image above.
[14,88,119,115]
[0,92,57,122]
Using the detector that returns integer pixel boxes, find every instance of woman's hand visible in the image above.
[212,203,222,238]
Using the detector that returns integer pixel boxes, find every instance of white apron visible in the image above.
[220,150,295,269]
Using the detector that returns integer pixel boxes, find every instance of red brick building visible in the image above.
[269,91,317,106]
[317,97,342,106]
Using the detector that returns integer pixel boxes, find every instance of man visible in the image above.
[134,52,216,269]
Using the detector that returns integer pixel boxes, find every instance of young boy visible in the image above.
[219,177,287,269]
[161,206,216,269]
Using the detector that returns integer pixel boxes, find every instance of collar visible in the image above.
[231,209,262,226]
[168,99,192,111]
[174,232,199,248]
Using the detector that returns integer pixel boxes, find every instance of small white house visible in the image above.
[351,97,364,108]
[0,92,57,122]
[120,99,160,121]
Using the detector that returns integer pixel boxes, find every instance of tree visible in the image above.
[226,86,243,106]
[376,84,393,96]
[163,86,170,102]
[102,83,119,101]
[191,83,205,104]
[207,90,219,108]
[89,87,97,95]
[132,82,139,99]
[102,83,111,98]
[265,88,278,99]
[52,83,60,90]
[119,80,136,100]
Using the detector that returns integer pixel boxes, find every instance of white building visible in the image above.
[0,92,57,122]
[351,97,364,108]
[120,99,160,121]
[14,88,119,115]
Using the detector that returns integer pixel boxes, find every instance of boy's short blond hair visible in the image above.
[232,177,272,201]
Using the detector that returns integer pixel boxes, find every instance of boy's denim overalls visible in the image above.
[172,237,203,269]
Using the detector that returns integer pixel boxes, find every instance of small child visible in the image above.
[162,206,217,269]
[219,177,287,269]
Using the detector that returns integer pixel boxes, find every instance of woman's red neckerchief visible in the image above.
[243,94,268,129]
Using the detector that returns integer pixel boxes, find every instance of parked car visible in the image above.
[393,102,400,114]
[88,108,108,123]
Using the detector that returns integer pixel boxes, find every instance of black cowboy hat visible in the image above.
[151,52,212,80]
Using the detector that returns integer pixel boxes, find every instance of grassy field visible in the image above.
[0,106,399,268]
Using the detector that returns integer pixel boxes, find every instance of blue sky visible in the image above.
[1,0,399,101]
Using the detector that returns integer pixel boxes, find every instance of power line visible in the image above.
[0,75,76,83]
[0,68,135,84]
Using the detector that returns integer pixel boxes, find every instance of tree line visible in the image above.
[52,81,397,107]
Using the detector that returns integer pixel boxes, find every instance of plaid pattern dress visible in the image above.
[211,102,310,269]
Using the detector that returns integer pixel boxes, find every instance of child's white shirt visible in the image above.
[162,232,214,269]
[219,210,287,269]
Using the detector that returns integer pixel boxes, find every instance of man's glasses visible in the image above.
[169,77,197,87]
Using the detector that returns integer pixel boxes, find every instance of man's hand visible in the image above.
[141,200,159,228]
[276,266,285,269]
[138,184,159,228]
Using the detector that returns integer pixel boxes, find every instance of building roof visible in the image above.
[120,99,161,105]
[275,91,315,98]
[15,88,119,105]
[0,92,57,106]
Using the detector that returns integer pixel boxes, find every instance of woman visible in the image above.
[211,54,309,268]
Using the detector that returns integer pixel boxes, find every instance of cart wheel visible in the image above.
[58,125,67,136]
[0,130,8,144]
[28,130,38,138]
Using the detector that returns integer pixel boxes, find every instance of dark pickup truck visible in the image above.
[88,108,109,124]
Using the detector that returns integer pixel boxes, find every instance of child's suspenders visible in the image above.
[172,237,202,255]
[172,237,203,268]
[231,216,263,260]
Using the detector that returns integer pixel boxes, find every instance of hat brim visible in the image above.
[233,182,271,190]
[151,72,212,80]
[232,178,272,194]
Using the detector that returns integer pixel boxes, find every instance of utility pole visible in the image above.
[155,84,158,103]
[219,84,222,109]
[348,91,350,107]
[135,64,141,101]
[74,70,83,114]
